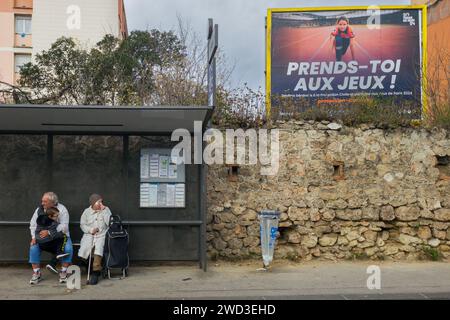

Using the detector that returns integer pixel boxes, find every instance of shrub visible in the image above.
[420,246,443,261]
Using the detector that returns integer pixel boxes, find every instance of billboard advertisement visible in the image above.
[266,6,427,116]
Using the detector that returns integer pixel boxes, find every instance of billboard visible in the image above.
[266,6,427,116]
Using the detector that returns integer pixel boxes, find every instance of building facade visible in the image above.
[412,0,450,104]
[0,0,128,86]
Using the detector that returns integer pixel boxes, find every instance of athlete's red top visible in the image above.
[331,26,355,38]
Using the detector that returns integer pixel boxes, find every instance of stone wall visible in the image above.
[206,120,450,261]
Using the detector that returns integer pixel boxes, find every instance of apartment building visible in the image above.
[411,0,450,103]
[411,0,450,53]
[0,0,128,86]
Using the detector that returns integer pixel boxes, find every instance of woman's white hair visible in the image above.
[43,191,59,205]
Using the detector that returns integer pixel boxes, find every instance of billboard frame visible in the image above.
[265,5,428,118]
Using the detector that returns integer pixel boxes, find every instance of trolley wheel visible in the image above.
[102,269,108,279]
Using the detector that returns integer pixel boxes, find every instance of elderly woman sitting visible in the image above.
[78,194,112,285]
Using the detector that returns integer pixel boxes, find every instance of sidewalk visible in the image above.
[1,260,450,300]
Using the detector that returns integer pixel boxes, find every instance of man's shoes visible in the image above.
[30,272,42,285]
[56,252,70,260]
[59,271,68,284]
[46,263,58,274]
[88,271,99,285]
[46,256,58,274]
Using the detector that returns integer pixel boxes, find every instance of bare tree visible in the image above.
[149,15,235,106]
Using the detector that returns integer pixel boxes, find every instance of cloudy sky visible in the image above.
[124,0,410,90]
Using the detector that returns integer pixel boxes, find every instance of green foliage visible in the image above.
[212,85,265,129]
[271,94,421,128]
[425,102,450,130]
[420,246,443,261]
[18,37,89,104]
[349,251,369,261]
[16,30,186,105]
[285,251,300,262]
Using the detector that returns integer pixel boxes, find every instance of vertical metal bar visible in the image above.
[123,135,129,223]
[199,132,208,271]
[198,161,203,269]
[47,134,53,190]
[201,160,208,272]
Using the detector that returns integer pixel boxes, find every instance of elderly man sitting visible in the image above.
[78,194,112,285]
[29,192,73,285]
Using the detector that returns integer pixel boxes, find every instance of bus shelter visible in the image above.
[0,104,213,271]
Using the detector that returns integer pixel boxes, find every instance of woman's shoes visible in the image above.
[88,271,100,285]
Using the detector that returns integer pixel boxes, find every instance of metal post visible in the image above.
[46,134,53,190]
[199,125,209,271]
[123,135,129,223]
[198,160,202,269]
[199,159,207,271]
[201,159,208,272]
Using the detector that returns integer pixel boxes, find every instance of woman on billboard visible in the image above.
[330,16,356,61]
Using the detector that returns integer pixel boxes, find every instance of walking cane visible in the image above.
[86,235,94,284]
